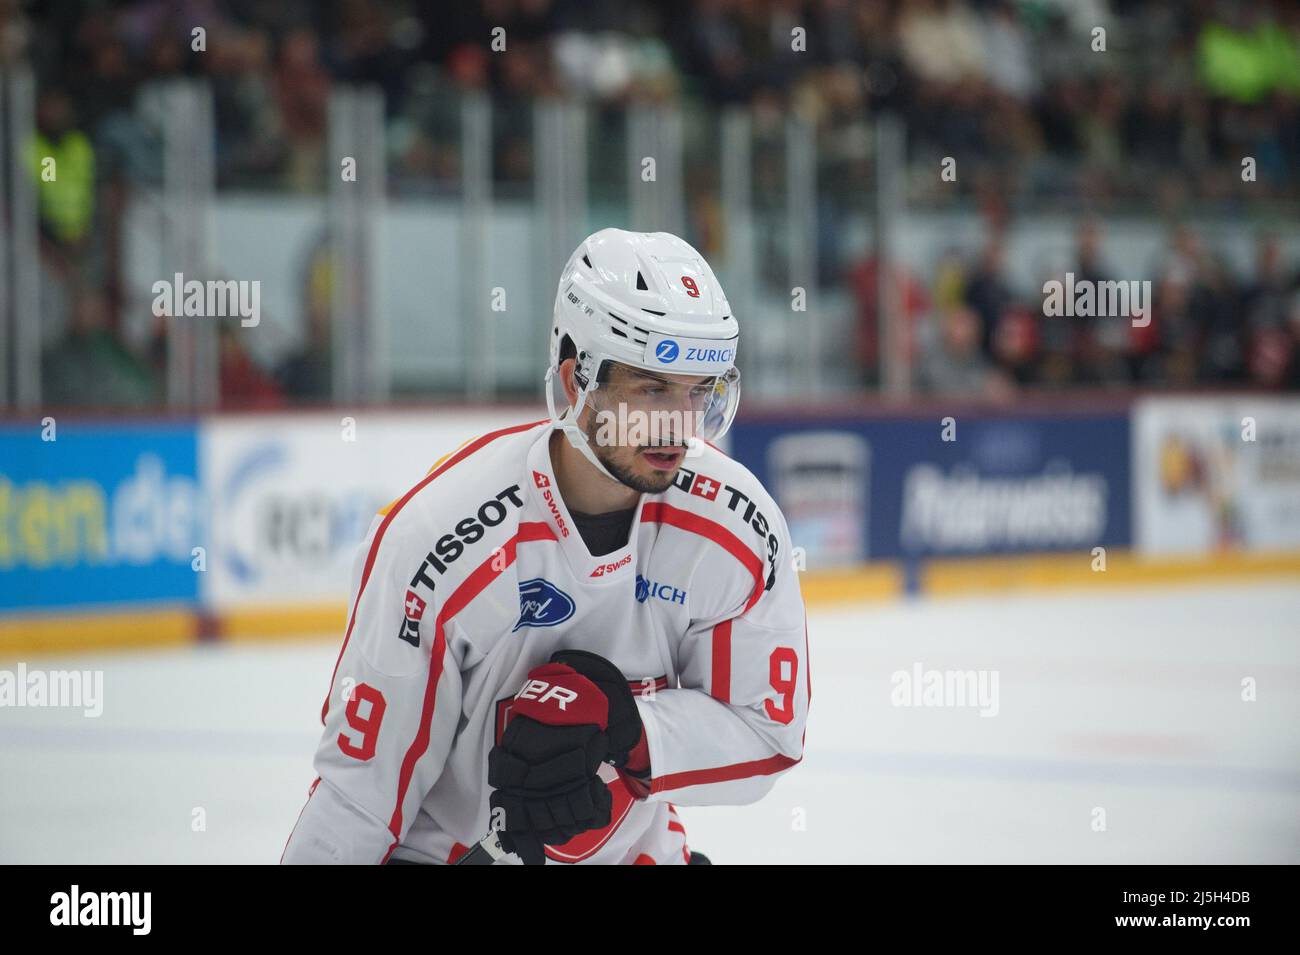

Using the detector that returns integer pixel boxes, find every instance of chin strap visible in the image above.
[544,365,626,486]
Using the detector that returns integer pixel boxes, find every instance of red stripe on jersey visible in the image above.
[517,520,558,543]
[804,611,812,705]
[384,611,453,852]
[321,419,546,724]
[639,501,765,612]
[711,619,732,703]
[638,501,806,798]
[382,517,559,857]
[666,810,690,863]
[649,752,801,794]
[280,776,322,864]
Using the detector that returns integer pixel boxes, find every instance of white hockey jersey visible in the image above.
[282,419,810,864]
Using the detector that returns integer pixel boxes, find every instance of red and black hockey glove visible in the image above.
[488,660,614,865]
[549,650,648,774]
[487,652,649,864]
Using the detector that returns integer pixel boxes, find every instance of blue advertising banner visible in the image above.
[730,412,1131,564]
[0,422,203,612]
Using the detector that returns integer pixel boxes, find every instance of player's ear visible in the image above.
[559,357,579,407]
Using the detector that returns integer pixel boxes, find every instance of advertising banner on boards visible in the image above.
[729,412,1131,567]
[0,422,203,612]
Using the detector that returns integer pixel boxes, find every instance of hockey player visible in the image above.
[282,228,810,864]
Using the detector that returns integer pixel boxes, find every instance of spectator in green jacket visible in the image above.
[42,291,159,409]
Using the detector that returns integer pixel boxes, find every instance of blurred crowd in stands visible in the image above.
[852,221,1300,398]
[2,0,1297,406]
[11,0,1297,200]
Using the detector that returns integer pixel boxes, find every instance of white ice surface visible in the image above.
[2,582,1297,863]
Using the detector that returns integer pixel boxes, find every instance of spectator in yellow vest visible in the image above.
[28,89,95,247]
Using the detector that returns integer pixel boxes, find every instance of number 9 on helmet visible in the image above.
[545,228,742,475]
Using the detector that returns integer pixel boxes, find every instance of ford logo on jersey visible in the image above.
[513,578,576,632]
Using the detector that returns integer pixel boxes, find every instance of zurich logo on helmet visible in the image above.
[655,340,680,364]
[513,579,576,632]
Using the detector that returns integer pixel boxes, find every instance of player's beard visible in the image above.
[576,400,682,494]
[591,440,679,494]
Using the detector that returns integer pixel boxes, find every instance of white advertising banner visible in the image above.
[1134,397,1300,554]
[201,409,538,609]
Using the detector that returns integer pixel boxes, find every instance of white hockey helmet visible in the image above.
[545,228,741,480]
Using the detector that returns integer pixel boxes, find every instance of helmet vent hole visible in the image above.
[636,271,649,291]
[582,254,592,269]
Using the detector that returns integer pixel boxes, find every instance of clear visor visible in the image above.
[549,358,741,450]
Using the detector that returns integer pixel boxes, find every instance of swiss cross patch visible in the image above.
[397,590,424,648]
[403,590,427,621]
[533,470,550,488]
[690,472,720,500]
